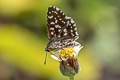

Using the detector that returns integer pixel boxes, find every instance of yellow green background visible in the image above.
[0,0,119,80]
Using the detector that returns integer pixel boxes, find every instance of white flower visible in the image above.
[51,55,62,61]
[73,42,83,56]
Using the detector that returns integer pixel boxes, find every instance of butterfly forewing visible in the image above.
[47,6,79,40]
[47,6,65,39]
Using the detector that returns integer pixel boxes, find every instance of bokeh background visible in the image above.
[0,0,120,80]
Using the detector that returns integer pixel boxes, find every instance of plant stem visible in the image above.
[70,77,74,80]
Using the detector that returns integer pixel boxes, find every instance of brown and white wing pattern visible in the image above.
[47,6,79,41]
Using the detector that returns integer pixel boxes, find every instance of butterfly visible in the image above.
[44,6,79,64]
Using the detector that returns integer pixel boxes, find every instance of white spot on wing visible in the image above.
[71,30,73,32]
[62,21,65,24]
[69,24,71,26]
[58,29,61,32]
[65,16,71,19]
[50,22,55,24]
[62,13,65,15]
[59,18,62,21]
[51,32,54,35]
[48,16,53,19]
[53,6,56,9]
[56,8,59,11]
[73,24,76,26]
[50,28,54,30]
[75,32,79,35]
[67,21,69,26]
[54,11,58,14]
[55,25,61,28]
[63,28,67,32]
[71,33,74,36]
[74,28,77,30]
[60,10,62,13]
[49,12,51,14]
[71,19,74,23]
[64,33,67,36]
[55,20,58,23]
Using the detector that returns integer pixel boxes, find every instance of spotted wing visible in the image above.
[47,6,79,40]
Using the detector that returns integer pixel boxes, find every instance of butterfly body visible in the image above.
[45,6,79,53]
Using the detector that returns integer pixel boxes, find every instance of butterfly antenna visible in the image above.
[44,51,48,64]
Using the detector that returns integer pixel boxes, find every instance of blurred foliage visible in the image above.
[0,0,120,80]
[0,25,100,80]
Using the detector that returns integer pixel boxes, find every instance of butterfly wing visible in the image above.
[47,6,79,41]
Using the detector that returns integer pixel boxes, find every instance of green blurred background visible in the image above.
[0,0,120,80]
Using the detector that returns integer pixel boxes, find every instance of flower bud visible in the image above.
[60,58,81,78]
